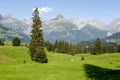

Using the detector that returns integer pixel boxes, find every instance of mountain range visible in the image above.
[42,15,108,43]
[0,14,120,43]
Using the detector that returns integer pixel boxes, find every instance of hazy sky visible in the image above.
[0,0,120,23]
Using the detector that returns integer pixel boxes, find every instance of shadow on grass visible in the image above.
[117,66,120,68]
[84,64,120,80]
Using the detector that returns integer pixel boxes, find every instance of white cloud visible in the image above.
[33,7,53,14]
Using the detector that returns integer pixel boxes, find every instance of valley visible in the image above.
[0,1,120,80]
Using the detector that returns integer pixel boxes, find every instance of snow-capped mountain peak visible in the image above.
[1,14,13,19]
[69,18,87,30]
[88,19,106,30]
[106,18,120,34]
[54,14,65,20]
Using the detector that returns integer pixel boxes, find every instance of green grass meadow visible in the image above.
[0,43,120,80]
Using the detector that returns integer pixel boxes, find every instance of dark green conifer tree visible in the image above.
[54,40,59,52]
[92,38,103,55]
[118,45,120,52]
[68,43,76,56]
[45,41,54,52]
[29,7,48,63]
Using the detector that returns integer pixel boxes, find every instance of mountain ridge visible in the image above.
[0,14,120,43]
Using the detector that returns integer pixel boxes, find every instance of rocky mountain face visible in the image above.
[0,14,120,43]
[42,15,108,43]
[69,18,120,35]
[69,18,87,30]
[88,19,106,30]
[106,18,120,34]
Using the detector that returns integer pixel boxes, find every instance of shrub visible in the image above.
[0,40,4,46]
[12,37,21,46]
[81,56,84,60]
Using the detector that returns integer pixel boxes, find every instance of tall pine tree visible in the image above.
[29,7,48,63]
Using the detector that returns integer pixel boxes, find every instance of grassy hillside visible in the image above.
[0,43,120,80]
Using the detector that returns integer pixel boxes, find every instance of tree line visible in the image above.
[45,40,80,56]
[45,38,120,55]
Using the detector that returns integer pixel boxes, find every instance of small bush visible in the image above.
[12,37,21,46]
[0,40,4,46]
[81,56,84,60]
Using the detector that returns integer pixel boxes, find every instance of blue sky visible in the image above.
[0,0,120,23]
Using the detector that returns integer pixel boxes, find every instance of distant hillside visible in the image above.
[0,24,30,42]
[77,32,120,46]
[77,39,116,47]
[106,32,120,39]
[105,32,120,45]
[80,24,107,39]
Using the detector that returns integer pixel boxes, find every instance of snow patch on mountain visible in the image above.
[69,18,87,30]
[88,19,106,30]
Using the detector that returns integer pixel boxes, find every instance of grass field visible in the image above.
[0,43,120,80]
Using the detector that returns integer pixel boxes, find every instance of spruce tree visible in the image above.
[54,40,59,52]
[68,43,76,56]
[118,45,120,52]
[29,7,48,63]
[92,38,103,55]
